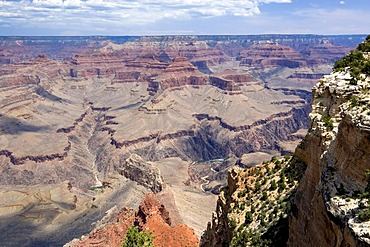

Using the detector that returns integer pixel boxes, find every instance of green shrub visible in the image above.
[122,226,155,247]
[322,115,334,131]
[251,234,272,247]
[358,36,370,52]
[229,218,237,230]
[274,162,281,171]
[278,180,286,192]
[358,207,370,222]
[265,165,270,174]
[260,218,267,227]
[268,213,273,222]
[245,211,253,225]
[273,206,279,214]
[230,230,253,247]
[269,180,277,191]
[350,95,360,108]
[333,37,370,79]
[251,205,256,213]
[238,189,247,198]
[254,181,261,192]
[262,191,268,200]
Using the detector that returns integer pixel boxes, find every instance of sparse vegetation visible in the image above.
[230,230,272,247]
[229,218,237,230]
[333,35,370,84]
[350,95,360,108]
[269,180,277,191]
[322,115,334,131]
[358,207,370,222]
[354,170,370,222]
[278,180,286,192]
[262,191,268,200]
[122,226,155,247]
[238,188,248,198]
[228,156,306,246]
[245,211,253,225]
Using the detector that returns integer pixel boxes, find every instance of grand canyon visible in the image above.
[0,34,369,246]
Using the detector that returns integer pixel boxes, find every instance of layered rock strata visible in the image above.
[201,52,370,246]
[289,70,370,246]
[0,35,360,246]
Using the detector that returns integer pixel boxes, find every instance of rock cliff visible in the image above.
[289,68,370,245]
[202,37,370,246]
[201,156,306,246]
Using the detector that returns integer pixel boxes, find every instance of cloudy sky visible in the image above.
[0,0,369,35]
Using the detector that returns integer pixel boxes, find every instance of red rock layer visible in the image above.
[239,42,305,68]
[136,194,199,247]
[70,208,136,247]
[304,40,352,65]
[68,193,199,247]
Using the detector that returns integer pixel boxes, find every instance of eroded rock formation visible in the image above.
[66,193,199,247]
[119,154,163,193]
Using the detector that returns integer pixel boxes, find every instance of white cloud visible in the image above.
[0,0,292,28]
[339,1,345,4]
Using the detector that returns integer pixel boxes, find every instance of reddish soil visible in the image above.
[68,193,199,247]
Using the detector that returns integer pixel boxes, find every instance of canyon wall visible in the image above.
[0,35,364,246]
[288,70,370,246]
[201,39,370,246]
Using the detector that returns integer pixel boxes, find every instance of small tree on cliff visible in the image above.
[122,226,155,247]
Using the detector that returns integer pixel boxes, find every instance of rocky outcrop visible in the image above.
[193,106,308,133]
[66,193,199,247]
[175,41,230,65]
[66,207,136,247]
[210,76,242,94]
[119,154,163,193]
[201,156,306,246]
[57,111,88,133]
[0,54,11,65]
[0,74,40,87]
[287,73,326,80]
[150,56,208,93]
[288,70,370,246]
[217,69,254,84]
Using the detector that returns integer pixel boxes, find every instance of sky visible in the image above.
[0,0,369,36]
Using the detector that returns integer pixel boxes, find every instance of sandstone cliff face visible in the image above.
[289,70,370,246]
